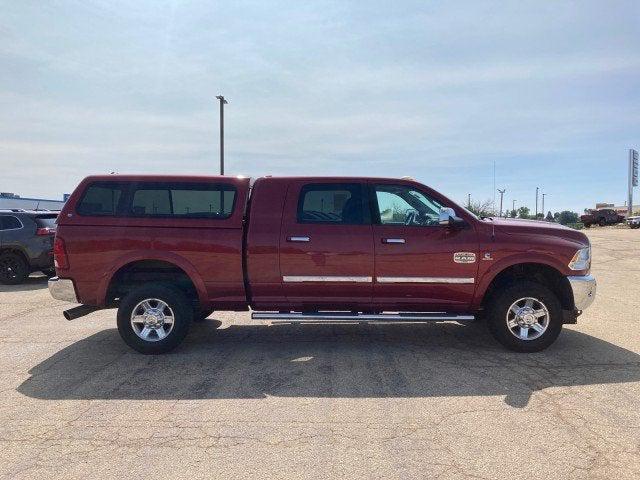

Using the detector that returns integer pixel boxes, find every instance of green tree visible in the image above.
[545,211,554,221]
[509,209,517,218]
[517,206,530,219]
[467,198,494,217]
[557,211,579,225]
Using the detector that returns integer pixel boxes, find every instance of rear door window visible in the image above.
[77,183,125,216]
[130,183,236,218]
[297,183,369,224]
[0,216,23,230]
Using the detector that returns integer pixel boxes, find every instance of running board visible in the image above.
[251,311,475,323]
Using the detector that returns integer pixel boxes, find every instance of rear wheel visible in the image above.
[117,284,193,354]
[0,252,29,285]
[486,281,563,352]
[598,218,606,227]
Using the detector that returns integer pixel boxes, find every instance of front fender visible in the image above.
[472,252,568,310]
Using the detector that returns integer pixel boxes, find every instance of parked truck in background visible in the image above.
[580,208,625,228]
[49,175,596,354]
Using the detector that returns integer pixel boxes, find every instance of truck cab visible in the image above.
[49,175,596,354]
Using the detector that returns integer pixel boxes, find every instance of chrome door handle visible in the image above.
[382,238,405,244]
[288,236,310,242]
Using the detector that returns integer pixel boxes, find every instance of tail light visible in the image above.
[53,236,69,269]
[37,227,56,236]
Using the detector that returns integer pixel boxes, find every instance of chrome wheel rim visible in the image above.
[506,297,549,341]
[130,298,175,342]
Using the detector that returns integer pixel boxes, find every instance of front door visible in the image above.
[279,181,374,309]
[370,181,479,311]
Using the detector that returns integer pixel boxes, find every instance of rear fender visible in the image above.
[96,251,208,307]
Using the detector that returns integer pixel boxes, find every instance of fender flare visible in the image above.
[96,251,208,307]
[472,253,568,309]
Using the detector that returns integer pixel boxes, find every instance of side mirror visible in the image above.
[439,207,465,228]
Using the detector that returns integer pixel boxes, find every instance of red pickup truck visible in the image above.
[49,175,596,354]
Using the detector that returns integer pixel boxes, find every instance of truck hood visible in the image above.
[487,217,589,245]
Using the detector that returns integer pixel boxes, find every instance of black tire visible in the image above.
[486,281,563,352]
[583,223,591,228]
[0,252,29,285]
[193,308,215,322]
[598,218,606,227]
[117,284,193,354]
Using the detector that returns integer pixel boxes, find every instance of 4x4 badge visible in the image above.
[453,252,476,264]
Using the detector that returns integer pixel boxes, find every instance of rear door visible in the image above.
[279,180,374,309]
[370,181,479,311]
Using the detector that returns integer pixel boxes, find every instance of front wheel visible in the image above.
[486,281,563,352]
[117,284,193,354]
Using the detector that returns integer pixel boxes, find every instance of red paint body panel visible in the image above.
[279,179,374,309]
[56,175,250,310]
[245,177,288,309]
[55,175,591,314]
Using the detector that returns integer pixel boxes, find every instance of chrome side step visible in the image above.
[251,311,475,323]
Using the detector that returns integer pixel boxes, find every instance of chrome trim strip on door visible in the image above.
[288,236,310,242]
[376,277,475,284]
[382,238,406,244]
[283,275,373,283]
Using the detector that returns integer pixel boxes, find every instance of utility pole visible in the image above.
[512,199,516,216]
[542,193,546,220]
[468,193,471,208]
[497,189,506,217]
[535,187,539,218]
[215,95,228,175]
[630,149,638,217]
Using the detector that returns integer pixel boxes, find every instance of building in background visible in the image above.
[593,202,640,216]
[0,192,67,211]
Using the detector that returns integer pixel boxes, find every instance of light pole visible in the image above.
[468,193,471,208]
[497,189,506,217]
[542,193,546,220]
[512,199,516,217]
[215,95,228,175]
[535,187,539,218]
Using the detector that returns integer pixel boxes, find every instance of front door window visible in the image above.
[375,185,442,226]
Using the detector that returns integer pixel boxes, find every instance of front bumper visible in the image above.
[48,277,78,303]
[567,274,596,311]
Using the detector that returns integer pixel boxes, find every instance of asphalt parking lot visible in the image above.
[0,228,638,480]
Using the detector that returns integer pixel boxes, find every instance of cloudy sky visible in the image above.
[1,0,639,213]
